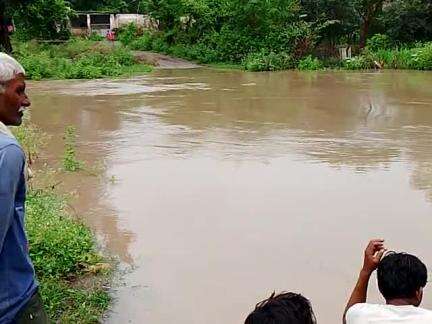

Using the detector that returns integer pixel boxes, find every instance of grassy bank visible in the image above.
[344,43,432,70]
[13,38,152,80]
[13,123,111,323]
[116,24,432,72]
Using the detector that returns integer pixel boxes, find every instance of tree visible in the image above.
[12,0,72,41]
[353,0,386,48]
[379,0,432,44]
[300,0,358,45]
[69,0,140,12]
[0,1,12,52]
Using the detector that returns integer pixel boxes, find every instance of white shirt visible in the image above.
[346,303,432,323]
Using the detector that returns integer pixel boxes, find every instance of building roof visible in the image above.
[74,11,118,15]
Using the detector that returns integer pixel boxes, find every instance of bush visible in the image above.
[411,42,432,70]
[88,32,105,42]
[18,53,56,80]
[117,23,141,46]
[151,36,170,53]
[393,48,415,69]
[367,34,393,51]
[13,39,150,80]
[243,51,295,71]
[343,56,374,70]
[130,33,154,51]
[297,55,324,70]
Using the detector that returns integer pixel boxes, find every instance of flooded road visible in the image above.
[29,69,432,323]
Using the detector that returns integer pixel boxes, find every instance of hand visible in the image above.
[362,239,386,274]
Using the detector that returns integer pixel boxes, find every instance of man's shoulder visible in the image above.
[347,303,432,323]
[0,134,21,150]
[347,303,383,317]
[0,138,24,162]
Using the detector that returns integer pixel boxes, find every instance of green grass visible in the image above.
[12,122,112,323]
[343,42,432,70]
[26,190,111,323]
[62,126,83,172]
[13,38,153,80]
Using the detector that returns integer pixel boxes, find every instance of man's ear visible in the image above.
[415,287,423,306]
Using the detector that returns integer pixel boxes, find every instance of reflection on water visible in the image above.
[29,69,432,323]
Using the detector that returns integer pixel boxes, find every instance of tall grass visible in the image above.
[344,42,432,70]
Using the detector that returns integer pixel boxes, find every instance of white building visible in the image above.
[70,12,156,37]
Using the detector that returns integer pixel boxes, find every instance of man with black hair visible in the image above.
[244,292,316,324]
[344,239,432,323]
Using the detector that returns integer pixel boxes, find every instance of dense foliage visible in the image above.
[13,39,152,80]
[116,0,432,70]
[5,0,432,71]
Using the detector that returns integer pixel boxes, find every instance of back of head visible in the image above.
[377,252,427,302]
[245,292,316,324]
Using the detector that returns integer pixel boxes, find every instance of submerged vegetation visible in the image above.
[13,122,111,322]
[63,126,83,172]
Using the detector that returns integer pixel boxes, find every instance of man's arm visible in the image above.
[343,239,386,324]
[0,144,25,252]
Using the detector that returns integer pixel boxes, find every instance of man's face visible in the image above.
[0,74,31,126]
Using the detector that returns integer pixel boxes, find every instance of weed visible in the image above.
[26,189,111,322]
[62,126,83,172]
[243,51,295,71]
[297,55,324,70]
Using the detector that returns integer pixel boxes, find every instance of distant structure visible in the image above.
[70,12,156,36]
[337,45,352,60]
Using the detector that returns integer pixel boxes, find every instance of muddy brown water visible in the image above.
[28,69,432,324]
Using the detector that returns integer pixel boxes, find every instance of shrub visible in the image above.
[117,23,141,46]
[297,55,324,70]
[367,34,393,51]
[393,48,414,69]
[130,33,153,51]
[13,39,150,80]
[151,36,170,53]
[343,56,374,70]
[88,32,105,42]
[243,51,295,71]
[18,53,55,80]
[411,42,432,70]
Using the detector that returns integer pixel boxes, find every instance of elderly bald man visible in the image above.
[0,53,48,324]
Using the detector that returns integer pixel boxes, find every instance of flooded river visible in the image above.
[29,69,432,323]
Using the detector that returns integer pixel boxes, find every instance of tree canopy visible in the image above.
[3,0,432,53]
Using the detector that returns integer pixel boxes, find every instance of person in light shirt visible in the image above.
[343,239,432,324]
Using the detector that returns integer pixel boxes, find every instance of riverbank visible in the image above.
[13,123,111,322]
[115,24,432,72]
[13,38,153,80]
[12,35,432,81]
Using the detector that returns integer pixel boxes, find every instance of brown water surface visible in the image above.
[29,69,432,324]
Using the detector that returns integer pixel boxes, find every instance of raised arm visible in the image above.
[343,239,386,324]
